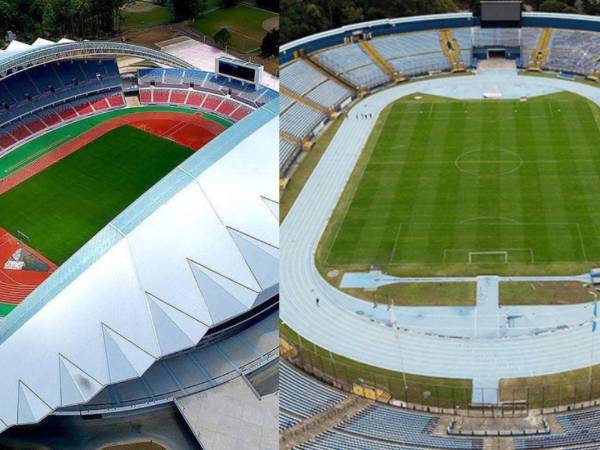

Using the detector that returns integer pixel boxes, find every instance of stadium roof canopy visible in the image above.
[0,99,279,432]
[0,38,194,79]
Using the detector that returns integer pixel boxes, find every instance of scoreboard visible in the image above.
[480,1,522,27]
[216,57,263,86]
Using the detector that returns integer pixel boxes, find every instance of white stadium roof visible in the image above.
[0,101,279,432]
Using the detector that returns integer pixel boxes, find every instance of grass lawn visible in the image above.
[281,322,472,408]
[500,365,600,408]
[500,281,597,305]
[343,282,476,306]
[193,5,277,52]
[319,92,600,277]
[0,126,192,264]
[121,2,172,30]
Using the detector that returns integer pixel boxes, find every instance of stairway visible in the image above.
[529,28,553,70]
[359,41,405,82]
[281,86,329,115]
[439,30,466,72]
[306,56,358,92]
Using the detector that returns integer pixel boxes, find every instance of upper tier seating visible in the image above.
[281,59,327,96]
[371,31,441,59]
[314,44,392,90]
[281,59,352,110]
[0,59,121,127]
[137,68,277,108]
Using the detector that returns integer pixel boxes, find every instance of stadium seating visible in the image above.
[280,138,302,175]
[545,29,600,75]
[338,404,483,449]
[515,408,600,449]
[279,363,346,418]
[137,68,277,108]
[0,88,126,154]
[473,28,520,47]
[0,59,122,127]
[280,102,326,140]
[279,412,299,431]
[137,87,254,123]
[281,362,484,450]
[281,59,352,110]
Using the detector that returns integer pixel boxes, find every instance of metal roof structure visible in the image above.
[0,39,194,79]
[0,99,279,432]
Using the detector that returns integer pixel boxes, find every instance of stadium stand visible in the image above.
[280,363,346,418]
[281,362,484,450]
[0,59,126,154]
[545,29,600,75]
[138,86,254,122]
[0,88,126,154]
[514,408,600,449]
[313,43,392,90]
[338,404,484,449]
[137,68,277,108]
[280,102,326,140]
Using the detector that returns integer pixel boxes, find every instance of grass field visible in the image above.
[343,282,476,306]
[320,92,600,277]
[500,364,600,408]
[193,5,277,52]
[121,2,172,30]
[500,281,596,305]
[0,126,192,264]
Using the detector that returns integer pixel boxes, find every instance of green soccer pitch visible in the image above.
[0,126,192,265]
[321,92,600,276]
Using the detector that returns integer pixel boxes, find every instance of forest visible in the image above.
[281,0,600,43]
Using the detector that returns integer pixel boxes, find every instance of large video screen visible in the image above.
[218,60,256,83]
[481,1,522,22]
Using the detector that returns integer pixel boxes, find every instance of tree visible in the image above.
[260,28,278,57]
[539,0,570,11]
[169,0,206,21]
[214,27,231,48]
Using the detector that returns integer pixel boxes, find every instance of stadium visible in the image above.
[0,36,279,448]
[280,7,600,450]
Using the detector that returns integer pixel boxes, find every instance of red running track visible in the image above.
[0,111,225,196]
[0,228,57,305]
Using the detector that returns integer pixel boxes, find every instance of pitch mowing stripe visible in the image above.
[323,92,600,275]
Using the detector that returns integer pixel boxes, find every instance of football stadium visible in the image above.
[280,7,600,450]
[0,36,279,448]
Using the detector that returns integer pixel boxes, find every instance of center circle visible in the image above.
[455,150,523,176]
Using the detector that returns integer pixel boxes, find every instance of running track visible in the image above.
[280,69,600,395]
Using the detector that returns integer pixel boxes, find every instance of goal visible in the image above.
[468,251,508,264]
